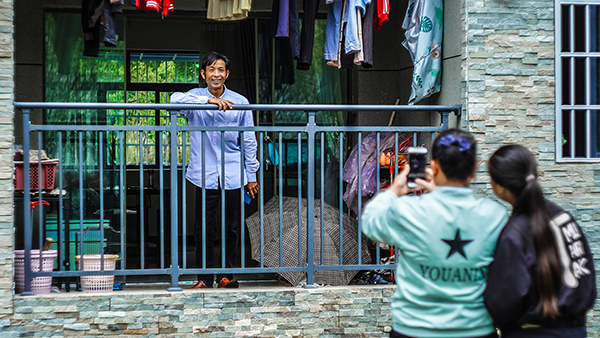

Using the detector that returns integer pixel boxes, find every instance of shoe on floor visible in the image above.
[190,280,212,289]
[217,277,239,288]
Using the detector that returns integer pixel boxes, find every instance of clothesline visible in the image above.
[81,0,442,104]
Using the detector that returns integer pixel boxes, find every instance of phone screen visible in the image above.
[407,150,427,183]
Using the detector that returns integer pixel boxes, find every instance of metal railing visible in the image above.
[14,102,460,294]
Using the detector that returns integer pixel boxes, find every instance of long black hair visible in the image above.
[431,129,477,181]
[488,145,561,317]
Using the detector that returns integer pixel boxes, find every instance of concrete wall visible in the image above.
[0,0,13,319]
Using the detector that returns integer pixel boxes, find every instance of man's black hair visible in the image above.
[201,52,230,72]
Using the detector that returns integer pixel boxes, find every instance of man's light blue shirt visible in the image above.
[170,86,259,190]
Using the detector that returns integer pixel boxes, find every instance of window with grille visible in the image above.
[108,51,200,166]
[556,1,600,160]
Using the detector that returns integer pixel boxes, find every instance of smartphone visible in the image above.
[407,147,428,188]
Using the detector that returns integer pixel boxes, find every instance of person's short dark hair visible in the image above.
[431,128,477,181]
[201,52,230,72]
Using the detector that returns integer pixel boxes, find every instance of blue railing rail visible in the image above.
[14,102,460,294]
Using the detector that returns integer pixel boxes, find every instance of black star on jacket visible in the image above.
[442,229,473,259]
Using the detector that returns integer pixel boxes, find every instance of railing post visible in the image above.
[440,111,450,130]
[168,110,182,292]
[304,111,318,289]
[21,109,34,296]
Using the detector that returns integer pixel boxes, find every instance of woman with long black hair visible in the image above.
[484,145,596,338]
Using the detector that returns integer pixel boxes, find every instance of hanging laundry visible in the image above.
[324,0,374,68]
[360,0,374,68]
[296,0,319,70]
[327,0,354,68]
[275,39,296,86]
[82,0,124,57]
[82,0,104,57]
[131,0,148,11]
[324,0,343,64]
[104,0,123,47]
[146,0,174,15]
[402,0,443,104]
[272,0,289,37]
[207,0,252,21]
[339,35,357,68]
[267,0,297,82]
[353,9,364,64]
[373,0,389,31]
[269,0,299,58]
[289,0,300,59]
[344,0,370,55]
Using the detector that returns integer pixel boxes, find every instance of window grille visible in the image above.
[556,1,600,160]
[106,52,200,166]
[129,52,200,84]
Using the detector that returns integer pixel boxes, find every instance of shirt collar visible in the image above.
[434,186,474,197]
[204,85,228,99]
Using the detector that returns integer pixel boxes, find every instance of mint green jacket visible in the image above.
[362,187,507,337]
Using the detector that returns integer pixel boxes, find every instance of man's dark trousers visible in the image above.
[195,186,242,285]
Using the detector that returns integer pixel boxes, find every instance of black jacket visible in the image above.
[484,200,596,335]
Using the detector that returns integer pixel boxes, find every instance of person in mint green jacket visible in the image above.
[362,129,508,338]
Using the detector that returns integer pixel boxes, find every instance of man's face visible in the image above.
[200,59,230,93]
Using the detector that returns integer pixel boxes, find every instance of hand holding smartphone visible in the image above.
[407,147,428,188]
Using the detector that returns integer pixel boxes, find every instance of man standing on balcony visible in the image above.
[170,52,260,289]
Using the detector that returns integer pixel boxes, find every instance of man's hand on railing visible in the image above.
[207,97,234,111]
